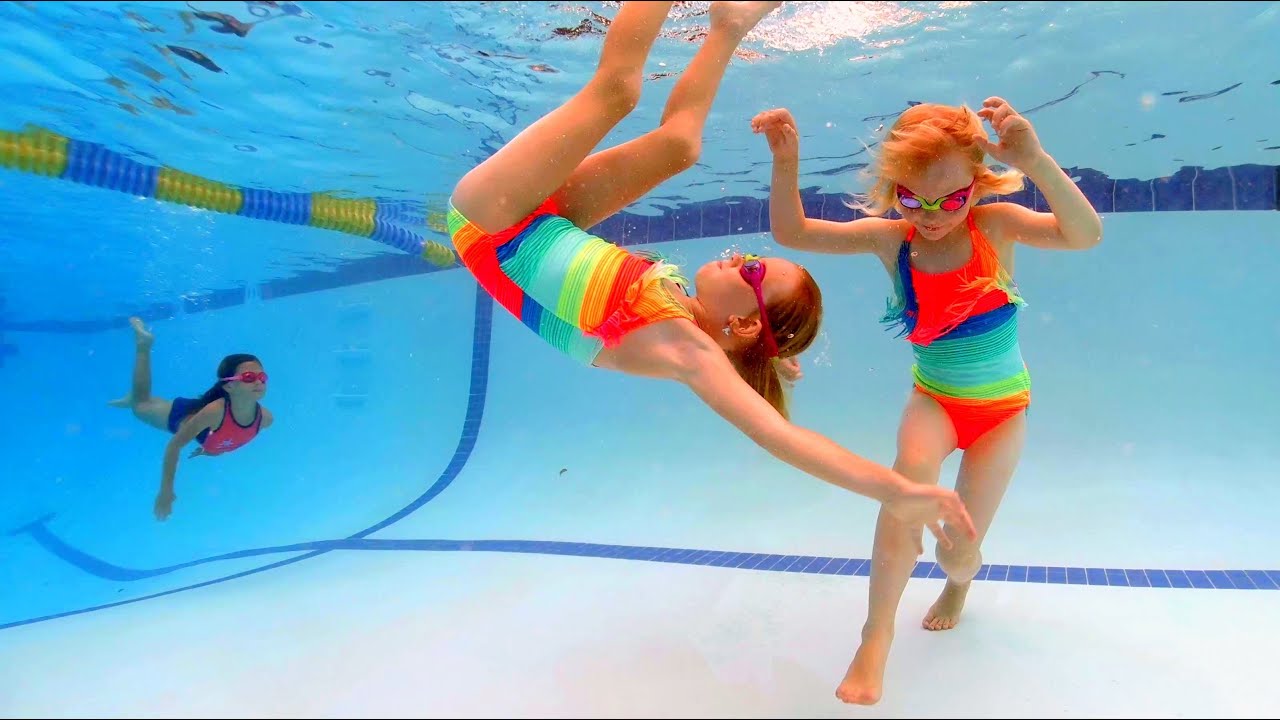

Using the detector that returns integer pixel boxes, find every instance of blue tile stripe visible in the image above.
[8,520,1277,617]
[4,163,1276,334]
[0,285,495,632]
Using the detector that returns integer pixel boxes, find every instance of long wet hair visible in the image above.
[729,268,824,420]
[193,353,261,412]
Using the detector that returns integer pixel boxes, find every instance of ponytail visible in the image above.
[733,350,790,419]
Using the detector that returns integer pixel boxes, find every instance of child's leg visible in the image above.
[923,414,1025,631]
[836,391,956,706]
[108,317,173,431]
[552,1,782,229]
[450,1,675,234]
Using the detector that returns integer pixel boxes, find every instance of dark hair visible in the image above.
[729,268,824,420]
[193,353,261,411]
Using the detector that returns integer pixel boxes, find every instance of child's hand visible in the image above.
[974,97,1045,171]
[154,490,175,522]
[883,483,977,554]
[751,108,800,162]
[776,356,803,384]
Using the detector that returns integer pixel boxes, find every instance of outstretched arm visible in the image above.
[973,97,1102,251]
[156,401,220,521]
[674,335,977,547]
[752,108,901,255]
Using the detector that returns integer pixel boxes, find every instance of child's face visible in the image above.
[693,253,804,352]
[224,360,268,401]
[894,152,976,241]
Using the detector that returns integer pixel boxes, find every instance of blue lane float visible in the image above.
[0,125,455,267]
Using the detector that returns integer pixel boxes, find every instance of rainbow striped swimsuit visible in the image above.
[882,214,1032,449]
[448,197,694,365]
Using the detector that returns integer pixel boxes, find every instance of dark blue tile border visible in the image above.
[1232,164,1278,211]
[8,520,1275,629]
[1,284,495,632]
[4,163,1276,335]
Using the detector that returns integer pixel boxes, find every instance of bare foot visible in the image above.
[709,1,782,40]
[108,317,153,408]
[922,580,971,631]
[129,316,154,349]
[835,628,891,705]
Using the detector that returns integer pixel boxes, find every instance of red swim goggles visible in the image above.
[222,371,268,384]
[739,254,780,359]
[895,180,975,212]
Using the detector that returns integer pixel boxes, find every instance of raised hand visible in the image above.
[974,96,1045,170]
[751,107,800,162]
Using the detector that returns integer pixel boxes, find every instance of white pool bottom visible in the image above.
[1,548,1271,719]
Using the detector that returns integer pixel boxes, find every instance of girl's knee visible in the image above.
[936,541,982,582]
[651,125,701,173]
[587,73,642,119]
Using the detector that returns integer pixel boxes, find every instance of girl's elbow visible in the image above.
[1069,218,1103,249]
[1081,224,1104,249]
[771,228,804,247]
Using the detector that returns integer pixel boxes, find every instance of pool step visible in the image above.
[333,299,372,408]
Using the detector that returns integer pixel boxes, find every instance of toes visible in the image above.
[921,613,955,631]
[923,616,955,631]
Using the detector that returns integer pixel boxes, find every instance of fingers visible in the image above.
[950,499,977,541]
[928,521,950,552]
[762,124,799,156]
[765,128,790,152]
[989,104,1014,129]
[751,110,778,132]
[996,114,1029,136]
[971,133,996,154]
[751,108,796,133]
[779,362,803,383]
[978,98,1019,134]
[758,107,794,124]
[977,98,1005,122]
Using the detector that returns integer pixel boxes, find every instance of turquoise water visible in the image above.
[1,2,1278,712]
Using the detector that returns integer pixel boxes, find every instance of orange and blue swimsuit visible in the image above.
[882,214,1032,449]
[447,197,694,365]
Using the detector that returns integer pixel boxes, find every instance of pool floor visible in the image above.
[1,547,1270,718]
